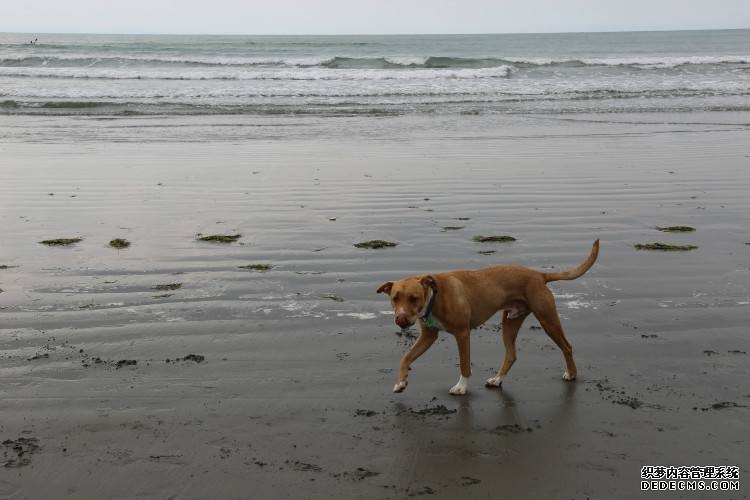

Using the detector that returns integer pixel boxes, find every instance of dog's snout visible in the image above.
[395,313,411,328]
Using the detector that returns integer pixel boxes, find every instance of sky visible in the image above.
[2,0,750,35]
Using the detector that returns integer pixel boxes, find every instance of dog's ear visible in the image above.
[420,275,436,289]
[376,281,393,295]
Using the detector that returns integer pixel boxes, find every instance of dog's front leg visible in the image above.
[449,331,471,395]
[394,327,438,393]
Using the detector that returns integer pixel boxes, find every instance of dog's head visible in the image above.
[377,275,435,329]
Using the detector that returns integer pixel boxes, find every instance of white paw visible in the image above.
[449,375,469,395]
[393,380,408,393]
[449,384,467,395]
[485,376,503,388]
[562,371,576,381]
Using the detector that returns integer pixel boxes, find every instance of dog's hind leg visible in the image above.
[486,309,529,388]
[529,288,577,381]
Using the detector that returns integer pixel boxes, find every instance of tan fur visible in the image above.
[378,239,599,394]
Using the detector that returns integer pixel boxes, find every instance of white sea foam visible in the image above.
[337,312,377,320]
[0,65,513,81]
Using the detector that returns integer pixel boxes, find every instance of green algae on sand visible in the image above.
[153,283,182,291]
[39,237,82,246]
[109,238,131,249]
[656,226,695,233]
[238,264,272,272]
[473,235,516,243]
[635,242,698,251]
[354,240,398,249]
[197,234,241,243]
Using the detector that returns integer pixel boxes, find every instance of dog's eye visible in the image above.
[409,296,419,304]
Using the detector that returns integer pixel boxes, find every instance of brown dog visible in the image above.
[377,240,599,395]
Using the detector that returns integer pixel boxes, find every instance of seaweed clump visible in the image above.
[473,235,516,243]
[109,238,131,249]
[354,240,398,249]
[153,283,182,291]
[635,242,698,251]
[197,234,241,243]
[39,238,82,246]
[656,226,695,233]
[238,264,272,272]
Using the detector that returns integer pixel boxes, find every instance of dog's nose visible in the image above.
[395,313,411,328]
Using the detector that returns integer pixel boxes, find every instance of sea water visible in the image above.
[1,30,748,119]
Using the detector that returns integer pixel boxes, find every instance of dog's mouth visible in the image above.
[395,313,415,329]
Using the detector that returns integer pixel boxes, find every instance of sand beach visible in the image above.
[1,109,749,498]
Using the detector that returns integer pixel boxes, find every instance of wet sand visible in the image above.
[1,112,749,499]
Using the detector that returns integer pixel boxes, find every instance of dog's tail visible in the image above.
[542,239,600,283]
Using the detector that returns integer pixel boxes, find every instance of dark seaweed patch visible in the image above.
[656,225,695,233]
[635,242,697,251]
[153,283,182,291]
[197,233,241,243]
[39,237,82,246]
[109,238,131,249]
[473,235,516,243]
[238,264,272,271]
[354,240,398,249]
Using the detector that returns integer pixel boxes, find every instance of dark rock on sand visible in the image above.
[613,397,643,409]
[2,437,40,468]
[405,404,456,417]
[701,402,747,411]
[115,359,137,369]
[286,460,322,472]
[332,467,381,481]
[407,485,436,496]
[492,424,533,435]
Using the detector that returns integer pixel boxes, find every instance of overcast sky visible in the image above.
[3,0,750,35]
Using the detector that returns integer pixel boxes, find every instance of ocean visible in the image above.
[1,29,749,120]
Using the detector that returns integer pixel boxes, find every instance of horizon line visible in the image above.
[2,26,749,37]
